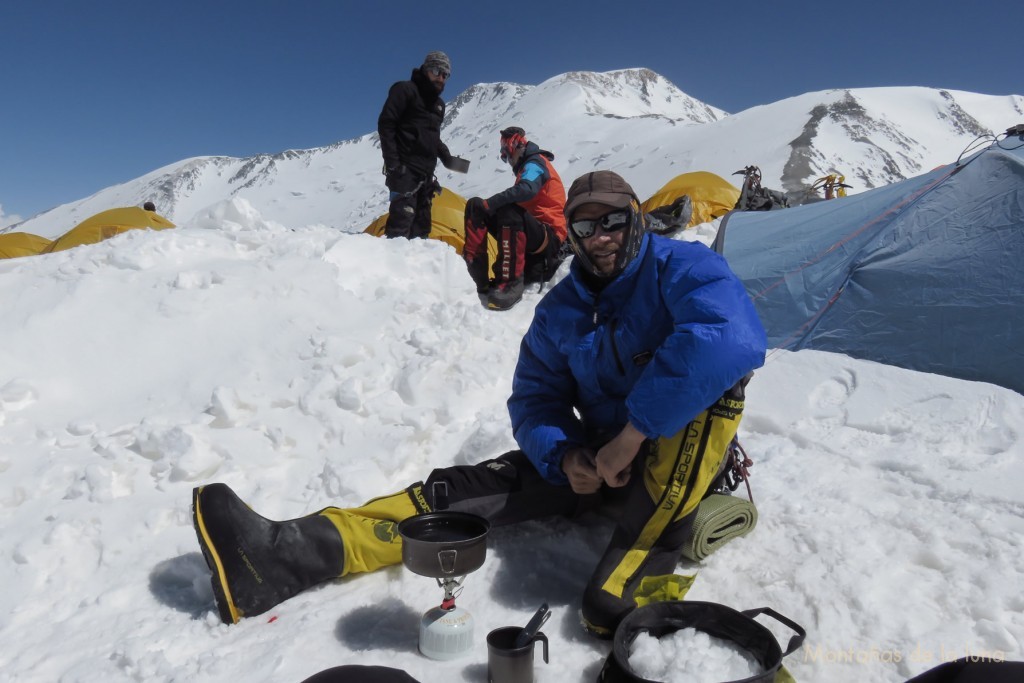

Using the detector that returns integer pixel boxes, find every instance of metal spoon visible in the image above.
[514,603,551,649]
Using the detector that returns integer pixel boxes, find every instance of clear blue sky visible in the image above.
[1,0,1018,222]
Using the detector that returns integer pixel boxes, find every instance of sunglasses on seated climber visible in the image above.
[426,66,450,79]
[569,209,632,239]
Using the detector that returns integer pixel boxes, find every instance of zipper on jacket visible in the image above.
[608,319,626,375]
[592,295,626,376]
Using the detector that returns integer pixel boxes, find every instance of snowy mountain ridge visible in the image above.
[8,68,1023,239]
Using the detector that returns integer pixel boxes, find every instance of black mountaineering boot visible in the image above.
[486,277,525,311]
[191,483,345,624]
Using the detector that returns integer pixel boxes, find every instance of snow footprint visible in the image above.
[206,386,257,428]
[173,270,224,290]
[334,377,363,412]
[807,369,856,422]
[0,379,38,411]
[133,424,226,482]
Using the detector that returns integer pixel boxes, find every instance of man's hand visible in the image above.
[438,145,453,167]
[561,447,602,494]
[465,197,492,220]
[386,164,407,183]
[595,422,647,487]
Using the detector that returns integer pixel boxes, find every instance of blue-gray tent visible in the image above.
[717,135,1024,394]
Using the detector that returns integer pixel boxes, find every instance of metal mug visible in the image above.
[486,626,549,683]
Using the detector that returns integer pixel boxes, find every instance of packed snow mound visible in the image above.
[192,197,286,232]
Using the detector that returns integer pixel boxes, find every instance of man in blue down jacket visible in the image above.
[190,171,767,635]
[504,170,767,633]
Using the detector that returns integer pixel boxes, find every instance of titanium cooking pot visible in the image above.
[397,511,489,578]
[599,601,805,683]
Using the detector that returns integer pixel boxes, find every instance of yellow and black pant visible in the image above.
[418,381,746,635]
[193,383,746,625]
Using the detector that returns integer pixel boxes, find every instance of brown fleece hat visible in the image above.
[564,170,640,219]
[422,51,451,75]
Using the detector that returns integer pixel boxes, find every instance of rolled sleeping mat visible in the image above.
[681,493,757,562]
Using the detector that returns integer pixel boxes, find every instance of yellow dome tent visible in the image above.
[42,207,176,254]
[0,232,53,259]
[363,187,498,263]
[642,172,741,227]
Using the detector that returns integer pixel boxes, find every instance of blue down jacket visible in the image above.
[508,232,767,485]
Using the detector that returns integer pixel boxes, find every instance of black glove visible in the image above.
[438,144,453,167]
[465,197,492,221]
[385,164,407,183]
[384,164,410,193]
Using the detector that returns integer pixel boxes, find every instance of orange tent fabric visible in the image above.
[43,207,175,254]
[0,232,53,259]
[363,187,498,262]
[642,172,740,227]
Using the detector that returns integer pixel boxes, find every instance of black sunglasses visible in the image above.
[499,143,515,164]
[570,209,632,239]
[426,66,450,79]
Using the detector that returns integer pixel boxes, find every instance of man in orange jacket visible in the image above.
[463,127,567,310]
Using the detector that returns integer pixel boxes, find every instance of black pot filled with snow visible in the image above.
[598,601,805,683]
[397,511,490,662]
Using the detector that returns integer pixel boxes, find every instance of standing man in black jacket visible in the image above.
[378,51,454,240]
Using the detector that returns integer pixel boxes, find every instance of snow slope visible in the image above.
[1,203,1021,682]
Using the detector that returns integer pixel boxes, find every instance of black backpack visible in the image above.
[645,195,694,236]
